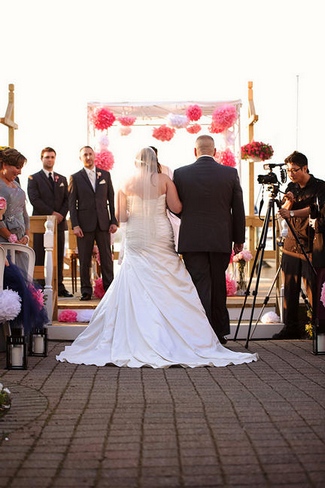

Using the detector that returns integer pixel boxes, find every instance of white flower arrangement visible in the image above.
[0,382,11,417]
[0,289,22,322]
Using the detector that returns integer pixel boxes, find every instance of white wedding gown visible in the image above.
[57,195,258,368]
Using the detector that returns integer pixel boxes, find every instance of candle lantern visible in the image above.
[312,321,325,355]
[29,327,48,357]
[6,334,28,370]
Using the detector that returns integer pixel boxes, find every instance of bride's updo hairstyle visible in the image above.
[134,147,158,173]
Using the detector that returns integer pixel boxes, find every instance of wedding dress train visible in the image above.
[57,195,258,368]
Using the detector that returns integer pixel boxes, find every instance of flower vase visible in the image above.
[236,262,248,295]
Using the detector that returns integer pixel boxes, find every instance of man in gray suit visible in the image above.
[174,135,246,344]
[69,146,118,301]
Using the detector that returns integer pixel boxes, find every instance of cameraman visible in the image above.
[275,151,325,339]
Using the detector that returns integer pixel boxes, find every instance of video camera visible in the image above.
[257,163,287,186]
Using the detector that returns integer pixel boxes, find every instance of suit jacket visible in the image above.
[69,167,118,232]
[173,156,245,253]
[27,170,69,231]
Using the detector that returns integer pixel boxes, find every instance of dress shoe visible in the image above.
[219,336,228,345]
[272,327,301,340]
[80,293,92,301]
[58,290,73,298]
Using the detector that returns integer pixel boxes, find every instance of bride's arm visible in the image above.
[164,176,182,214]
[117,190,128,222]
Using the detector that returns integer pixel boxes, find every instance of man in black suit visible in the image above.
[28,147,73,297]
[69,146,118,301]
[174,135,246,344]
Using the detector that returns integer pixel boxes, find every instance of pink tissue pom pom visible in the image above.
[186,124,201,134]
[216,148,236,167]
[58,310,78,322]
[226,274,237,296]
[28,284,45,310]
[186,105,202,121]
[211,104,237,132]
[94,150,114,171]
[117,116,136,126]
[120,126,132,136]
[94,278,105,299]
[152,125,175,142]
[92,107,116,130]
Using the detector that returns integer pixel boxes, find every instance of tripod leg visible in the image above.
[234,201,272,341]
[250,264,281,339]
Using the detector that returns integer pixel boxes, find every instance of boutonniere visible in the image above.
[96,172,102,179]
[54,175,59,183]
[99,179,106,185]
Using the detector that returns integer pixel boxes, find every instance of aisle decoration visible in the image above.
[233,249,253,295]
[261,311,280,323]
[94,278,105,298]
[241,141,274,161]
[186,104,202,121]
[0,383,11,418]
[0,289,22,322]
[209,104,237,133]
[152,125,175,142]
[58,309,94,323]
[92,107,116,130]
[226,273,237,296]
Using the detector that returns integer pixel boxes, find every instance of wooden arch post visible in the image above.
[0,84,18,147]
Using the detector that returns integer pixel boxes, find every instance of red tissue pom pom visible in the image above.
[186,124,201,134]
[58,310,78,322]
[152,125,175,142]
[94,278,105,299]
[216,148,236,167]
[92,108,116,130]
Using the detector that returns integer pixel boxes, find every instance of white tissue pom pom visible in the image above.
[261,311,280,324]
[77,310,94,322]
[0,289,22,322]
[166,113,189,128]
[97,134,109,149]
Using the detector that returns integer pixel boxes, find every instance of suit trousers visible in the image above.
[182,251,231,338]
[77,227,113,295]
[281,252,315,331]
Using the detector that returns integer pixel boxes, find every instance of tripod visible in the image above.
[234,185,317,348]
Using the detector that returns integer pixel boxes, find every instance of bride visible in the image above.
[57,147,258,368]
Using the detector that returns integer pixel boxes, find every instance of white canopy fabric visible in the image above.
[87,100,242,126]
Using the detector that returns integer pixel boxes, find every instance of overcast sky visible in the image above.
[1,0,324,196]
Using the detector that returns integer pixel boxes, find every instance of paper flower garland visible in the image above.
[58,309,95,323]
[186,124,201,134]
[186,104,202,121]
[0,289,22,322]
[117,116,136,126]
[92,108,116,131]
[58,310,78,322]
[152,125,175,142]
[216,148,236,168]
[209,104,238,133]
[166,113,189,129]
[94,150,114,171]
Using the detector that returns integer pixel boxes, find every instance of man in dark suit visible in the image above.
[173,135,246,344]
[28,147,73,297]
[69,146,118,301]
